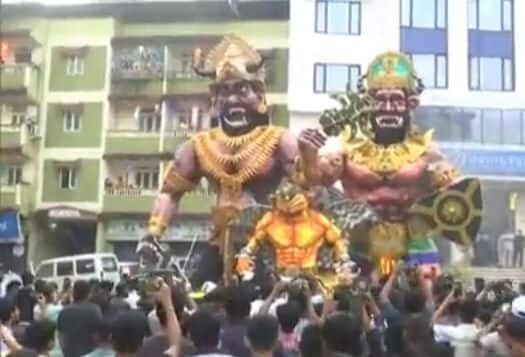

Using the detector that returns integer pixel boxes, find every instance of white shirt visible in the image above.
[479,331,509,357]
[434,323,481,357]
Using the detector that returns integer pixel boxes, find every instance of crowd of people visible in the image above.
[0,265,525,357]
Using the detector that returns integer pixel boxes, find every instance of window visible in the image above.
[63,110,81,132]
[138,113,161,133]
[417,107,525,145]
[410,54,447,89]
[502,110,522,145]
[11,112,25,126]
[66,55,84,76]
[401,0,447,29]
[57,261,73,276]
[102,257,118,272]
[58,167,78,189]
[14,51,31,64]
[135,169,159,190]
[316,0,361,35]
[36,263,54,278]
[76,259,95,274]
[468,0,513,31]
[482,109,502,144]
[470,56,514,91]
[314,63,361,93]
[6,166,22,186]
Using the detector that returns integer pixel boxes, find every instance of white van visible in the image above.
[35,253,120,288]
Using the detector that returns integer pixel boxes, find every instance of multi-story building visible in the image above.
[0,0,290,269]
[289,0,525,241]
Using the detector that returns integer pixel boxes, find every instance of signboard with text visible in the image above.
[0,210,23,243]
[439,145,525,178]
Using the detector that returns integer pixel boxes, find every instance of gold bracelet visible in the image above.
[148,215,167,235]
[291,156,307,187]
[161,163,196,194]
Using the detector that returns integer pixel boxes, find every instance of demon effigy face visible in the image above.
[271,181,309,216]
[369,87,419,145]
[192,35,268,136]
[361,52,423,145]
[212,79,268,135]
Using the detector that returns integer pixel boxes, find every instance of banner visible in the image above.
[440,146,525,177]
[0,210,23,243]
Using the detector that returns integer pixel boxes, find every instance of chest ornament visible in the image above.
[345,130,433,176]
[192,126,284,194]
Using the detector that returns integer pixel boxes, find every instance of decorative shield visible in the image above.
[409,178,483,246]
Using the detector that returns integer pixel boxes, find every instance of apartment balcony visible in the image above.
[166,71,208,96]
[105,130,164,158]
[0,64,40,104]
[0,184,33,213]
[110,45,164,99]
[102,186,215,215]
[104,130,189,158]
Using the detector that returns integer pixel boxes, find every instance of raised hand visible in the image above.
[298,128,327,160]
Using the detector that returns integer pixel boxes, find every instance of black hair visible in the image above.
[224,286,252,321]
[7,349,39,357]
[188,310,221,349]
[94,317,112,344]
[458,299,479,324]
[21,272,34,286]
[156,285,187,327]
[72,280,90,302]
[0,297,16,323]
[115,282,128,298]
[404,291,426,314]
[276,302,301,333]
[23,320,56,353]
[247,315,279,352]
[299,324,323,357]
[322,313,362,356]
[111,311,149,354]
[41,283,57,304]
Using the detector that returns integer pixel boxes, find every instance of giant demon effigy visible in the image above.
[137,35,311,283]
[137,35,376,286]
[298,51,483,276]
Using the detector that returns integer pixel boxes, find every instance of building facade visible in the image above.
[0,0,290,269]
[289,0,525,242]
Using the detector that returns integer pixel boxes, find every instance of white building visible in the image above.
[289,0,525,243]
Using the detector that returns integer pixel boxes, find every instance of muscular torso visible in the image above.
[342,152,434,222]
[260,211,329,269]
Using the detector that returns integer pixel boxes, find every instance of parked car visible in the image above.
[35,253,120,288]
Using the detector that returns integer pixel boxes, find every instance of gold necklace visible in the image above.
[193,126,284,190]
[346,131,433,175]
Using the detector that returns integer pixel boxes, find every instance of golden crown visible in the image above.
[366,51,417,91]
[193,34,265,82]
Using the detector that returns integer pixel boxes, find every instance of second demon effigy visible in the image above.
[299,51,482,276]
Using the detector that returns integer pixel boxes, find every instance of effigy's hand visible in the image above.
[298,129,326,161]
[136,234,169,269]
[235,253,255,276]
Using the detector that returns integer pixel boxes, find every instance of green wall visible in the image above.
[266,48,288,93]
[105,136,160,155]
[45,102,103,147]
[49,46,107,91]
[42,159,100,202]
[270,104,289,127]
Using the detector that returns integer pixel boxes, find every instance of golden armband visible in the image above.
[428,162,461,189]
[291,156,307,187]
[161,163,197,194]
[148,215,168,236]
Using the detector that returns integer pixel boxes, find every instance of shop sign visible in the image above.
[49,208,81,219]
[0,210,23,243]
